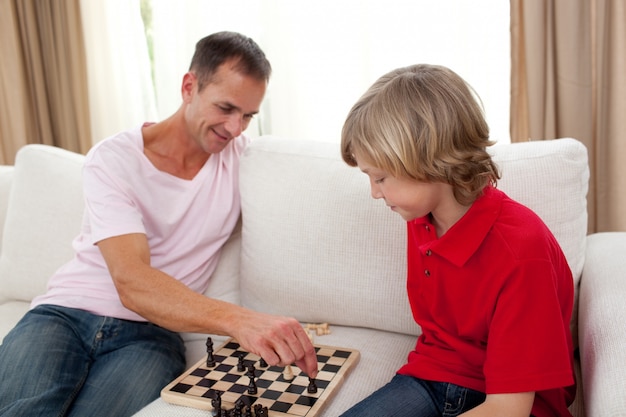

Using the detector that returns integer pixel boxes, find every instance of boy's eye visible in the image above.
[374,177,385,184]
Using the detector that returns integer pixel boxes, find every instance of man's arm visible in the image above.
[97,233,318,377]
[460,392,535,417]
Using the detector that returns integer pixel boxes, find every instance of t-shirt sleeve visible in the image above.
[82,152,146,245]
[483,256,575,394]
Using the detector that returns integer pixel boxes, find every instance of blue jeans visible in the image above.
[340,374,486,417]
[0,305,186,417]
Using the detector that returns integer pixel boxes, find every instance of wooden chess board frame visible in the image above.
[161,338,360,416]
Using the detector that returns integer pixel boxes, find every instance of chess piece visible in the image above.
[317,322,331,335]
[305,322,331,336]
[210,390,222,416]
[259,357,267,368]
[253,404,268,417]
[233,398,244,417]
[307,377,318,393]
[237,352,246,372]
[206,337,216,367]
[246,364,257,395]
[282,365,294,381]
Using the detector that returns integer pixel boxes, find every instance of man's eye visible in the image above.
[243,114,255,120]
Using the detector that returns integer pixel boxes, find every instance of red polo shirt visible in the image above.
[397,186,576,417]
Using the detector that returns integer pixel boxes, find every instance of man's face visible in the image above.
[182,61,267,154]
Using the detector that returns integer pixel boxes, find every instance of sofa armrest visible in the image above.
[0,165,15,255]
[578,232,626,417]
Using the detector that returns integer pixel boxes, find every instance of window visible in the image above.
[83,1,510,143]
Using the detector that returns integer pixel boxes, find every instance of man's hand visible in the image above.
[228,310,319,379]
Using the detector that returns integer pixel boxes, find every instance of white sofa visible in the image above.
[1,137,625,417]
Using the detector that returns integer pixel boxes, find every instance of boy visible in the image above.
[339,64,575,417]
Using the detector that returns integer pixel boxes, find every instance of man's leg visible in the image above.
[0,305,92,416]
[67,319,186,417]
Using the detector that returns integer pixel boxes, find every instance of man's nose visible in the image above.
[225,114,245,137]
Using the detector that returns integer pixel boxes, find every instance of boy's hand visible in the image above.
[459,392,535,417]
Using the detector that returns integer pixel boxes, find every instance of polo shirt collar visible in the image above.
[415,185,503,267]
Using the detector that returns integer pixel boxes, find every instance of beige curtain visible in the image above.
[511,0,626,233]
[0,0,91,165]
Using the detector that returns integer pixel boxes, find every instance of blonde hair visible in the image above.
[341,64,500,205]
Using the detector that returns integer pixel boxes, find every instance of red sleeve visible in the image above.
[483,256,575,394]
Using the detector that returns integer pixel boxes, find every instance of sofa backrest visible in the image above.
[0,145,85,302]
[0,139,590,340]
[239,137,589,336]
[0,166,14,257]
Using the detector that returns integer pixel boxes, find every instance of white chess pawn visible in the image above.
[283,365,294,381]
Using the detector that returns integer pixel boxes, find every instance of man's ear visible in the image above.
[181,72,197,102]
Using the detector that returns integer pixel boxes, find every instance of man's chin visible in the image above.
[204,139,231,154]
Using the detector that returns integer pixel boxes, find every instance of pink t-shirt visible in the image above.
[32,125,249,321]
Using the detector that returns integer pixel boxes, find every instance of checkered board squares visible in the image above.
[161,339,360,416]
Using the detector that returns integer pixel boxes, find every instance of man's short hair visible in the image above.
[189,31,271,91]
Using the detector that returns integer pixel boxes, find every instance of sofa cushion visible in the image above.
[240,138,418,335]
[0,145,85,302]
[0,165,14,259]
[239,137,588,337]
[0,300,30,343]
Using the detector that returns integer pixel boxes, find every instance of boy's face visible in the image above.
[356,156,448,222]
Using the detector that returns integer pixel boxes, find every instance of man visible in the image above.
[0,31,317,417]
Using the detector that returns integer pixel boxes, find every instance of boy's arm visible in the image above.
[460,392,535,417]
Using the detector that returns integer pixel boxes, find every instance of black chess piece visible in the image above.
[206,337,216,367]
[307,376,318,393]
[258,357,267,368]
[233,398,244,417]
[255,405,268,417]
[210,390,222,416]
[237,352,246,372]
[246,364,257,395]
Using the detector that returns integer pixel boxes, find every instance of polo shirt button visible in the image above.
[425,225,430,232]
[426,249,432,256]
[424,269,430,277]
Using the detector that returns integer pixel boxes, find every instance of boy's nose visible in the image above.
[370,183,383,200]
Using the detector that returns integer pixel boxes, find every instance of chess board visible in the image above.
[161,338,360,416]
